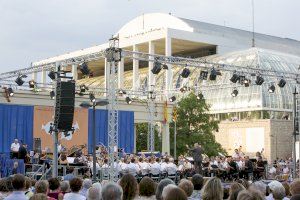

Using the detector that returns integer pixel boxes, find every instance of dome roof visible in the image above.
[117,13,193,38]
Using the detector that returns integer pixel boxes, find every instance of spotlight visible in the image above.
[7,88,14,96]
[199,71,208,80]
[197,93,204,100]
[80,84,88,93]
[48,71,56,80]
[209,68,217,80]
[278,78,286,88]
[15,77,25,86]
[231,89,238,97]
[125,96,132,104]
[244,79,251,87]
[50,91,55,99]
[29,80,36,88]
[230,73,239,83]
[180,86,188,93]
[79,62,90,75]
[181,68,190,78]
[169,96,176,102]
[118,89,127,95]
[151,62,162,74]
[255,75,264,85]
[238,76,245,84]
[268,84,275,93]
[89,93,96,103]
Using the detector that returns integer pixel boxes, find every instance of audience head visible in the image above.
[69,178,83,193]
[29,193,48,200]
[60,181,70,193]
[35,180,49,194]
[282,182,291,197]
[178,179,194,197]
[48,178,60,191]
[156,178,175,200]
[119,174,138,200]
[164,186,187,200]
[191,174,204,190]
[101,182,123,200]
[24,177,32,190]
[161,184,177,200]
[0,178,8,193]
[290,178,300,196]
[82,178,92,190]
[268,181,286,200]
[139,176,156,197]
[202,177,223,200]
[291,194,300,200]
[237,189,265,200]
[88,186,101,200]
[229,182,246,200]
[249,181,266,196]
[12,174,26,191]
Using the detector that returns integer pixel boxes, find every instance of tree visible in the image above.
[136,123,161,152]
[170,92,226,157]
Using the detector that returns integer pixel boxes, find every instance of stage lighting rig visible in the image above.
[230,73,239,83]
[199,70,208,80]
[268,84,275,93]
[255,75,264,85]
[169,96,176,102]
[29,80,36,88]
[89,93,96,103]
[197,93,204,100]
[48,71,56,80]
[151,61,162,74]
[15,75,27,86]
[79,62,90,75]
[278,78,286,88]
[125,96,132,104]
[50,91,55,99]
[231,88,238,97]
[7,87,14,96]
[181,68,190,78]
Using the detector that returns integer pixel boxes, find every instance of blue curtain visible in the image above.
[0,104,34,154]
[88,109,134,153]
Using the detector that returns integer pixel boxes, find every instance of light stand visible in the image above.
[80,99,108,182]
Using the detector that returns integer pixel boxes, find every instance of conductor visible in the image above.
[186,143,203,174]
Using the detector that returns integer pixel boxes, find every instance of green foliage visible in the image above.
[136,123,161,152]
[170,92,226,157]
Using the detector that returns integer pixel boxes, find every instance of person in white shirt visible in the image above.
[10,139,20,159]
[165,158,177,175]
[138,157,150,175]
[149,158,161,175]
[126,158,140,176]
[63,178,85,200]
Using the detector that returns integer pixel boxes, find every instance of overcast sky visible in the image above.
[0,0,299,73]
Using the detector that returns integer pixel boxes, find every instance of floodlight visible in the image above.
[231,89,238,97]
[230,73,239,83]
[7,88,14,96]
[15,77,25,86]
[79,62,90,75]
[255,75,264,85]
[29,80,36,88]
[181,68,190,78]
[268,84,275,93]
[278,78,286,88]
[50,91,55,99]
[89,93,96,103]
[169,96,176,102]
[209,68,217,80]
[48,71,56,80]
[125,96,132,104]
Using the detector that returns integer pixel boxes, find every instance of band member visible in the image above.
[10,139,20,159]
[186,143,203,174]
[18,143,28,163]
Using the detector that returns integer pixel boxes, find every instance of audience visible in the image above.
[63,178,85,200]
[60,181,70,195]
[190,174,203,200]
[25,177,34,199]
[290,178,300,197]
[163,186,187,200]
[0,178,10,199]
[87,186,101,200]
[155,179,175,200]
[138,177,156,200]
[178,179,194,199]
[29,193,48,200]
[119,174,138,200]
[101,182,123,200]
[228,183,245,200]
[267,180,289,200]
[237,189,265,200]
[201,177,223,200]
[4,174,27,200]
[79,179,92,198]
[48,178,63,200]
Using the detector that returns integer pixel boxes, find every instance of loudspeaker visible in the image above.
[54,80,75,132]
[33,138,41,153]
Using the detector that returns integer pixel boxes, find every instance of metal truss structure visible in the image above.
[147,93,156,153]
[105,37,120,181]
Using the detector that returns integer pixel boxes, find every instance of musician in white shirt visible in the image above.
[10,139,20,158]
[138,157,150,175]
[126,158,140,176]
[165,158,177,175]
[149,158,161,175]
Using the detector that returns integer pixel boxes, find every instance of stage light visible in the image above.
[15,77,25,86]
[162,64,169,69]
[7,88,14,96]
[231,89,238,97]
[29,80,36,88]
[255,75,264,85]
[125,96,132,104]
[238,76,245,84]
[268,84,275,93]
[180,86,188,93]
[169,96,176,102]
[209,68,217,80]
[80,84,88,93]
[230,73,239,83]
[79,62,90,75]
[118,89,127,95]
[89,93,96,103]
[199,71,208,80]
[278,78,286,88]
[48,71,56,80]
[197,93,204,100]
[50,91,55,99]
[151,62,162,74]
[244,79,251,87]
[181,68,190,78]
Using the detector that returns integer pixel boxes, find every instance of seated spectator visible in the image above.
[163,186,187,200]
[138,177,156,200]
[63,178,85,200]
[237,189,264,200]
[63,167,75,181]
[30,193,48,200]
[48,178,63,200]
[178,179,194,199]
[101,182,123,200]
[228,183,245,200]
[161,184,177,200]
[290,179,300,196]
[249,181,266,197]
[25,177,34,199]
[282,182,291,197]
[201,177,223,200]
[87,186,101,200]
[267,180,289,200]
[35,180,55,200]
[4,174,27,200]
[119,174,138,200]
[0,178,10,199]
[190,174,204,200]
[79,179,92,198]
[291,194,300,200]
[155,179,175,200]
[60,181,70,195]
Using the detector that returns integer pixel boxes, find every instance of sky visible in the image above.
[0,0,299,73]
